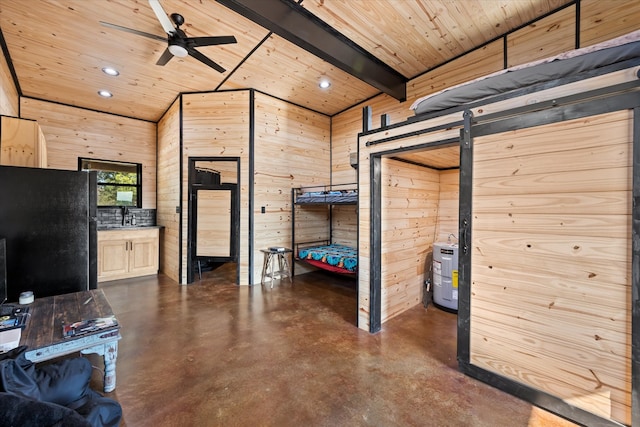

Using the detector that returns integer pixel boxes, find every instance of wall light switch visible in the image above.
[175,206,180,213]
[261,206,266,214]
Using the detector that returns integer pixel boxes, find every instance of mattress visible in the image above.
[298,244,357,272]
[295,190,357,205]
[411,30,640,116]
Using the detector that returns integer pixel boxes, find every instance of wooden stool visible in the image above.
[260,248,292,288]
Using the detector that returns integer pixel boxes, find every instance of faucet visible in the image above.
[122,206,129,226]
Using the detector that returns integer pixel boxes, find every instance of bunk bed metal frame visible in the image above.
[291,183,358,276]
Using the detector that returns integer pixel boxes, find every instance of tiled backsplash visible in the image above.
[97,208,156,228]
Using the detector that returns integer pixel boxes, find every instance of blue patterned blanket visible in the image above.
[298,244,357,272]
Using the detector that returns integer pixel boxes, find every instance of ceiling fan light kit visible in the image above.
[99,0,237,73]
[168,42,188,58]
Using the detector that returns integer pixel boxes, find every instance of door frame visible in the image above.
[369,138,460,333]
[187,156,241,284]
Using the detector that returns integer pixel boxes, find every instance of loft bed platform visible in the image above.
[409,30,640,119]
[293,183,357,205]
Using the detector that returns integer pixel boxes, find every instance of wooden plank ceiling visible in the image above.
[0,0,569,122]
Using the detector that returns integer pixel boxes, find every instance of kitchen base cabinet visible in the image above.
[98,228,159,282]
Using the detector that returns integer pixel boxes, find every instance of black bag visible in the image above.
[0,346,121,427]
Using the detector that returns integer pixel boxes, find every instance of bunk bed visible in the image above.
[291,183,358,275]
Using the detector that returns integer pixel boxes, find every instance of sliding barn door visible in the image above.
[459,103,637,426]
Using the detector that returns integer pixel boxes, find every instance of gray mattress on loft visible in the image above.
[295,191,358,205]
[411,33,640,116]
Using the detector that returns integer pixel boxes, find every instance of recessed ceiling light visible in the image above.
[319,79,331,89]
[98,90,113,98]
[102,67,119,76]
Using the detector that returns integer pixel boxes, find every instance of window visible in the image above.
[79,158,142,207]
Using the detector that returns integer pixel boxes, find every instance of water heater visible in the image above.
[433,242,458,311]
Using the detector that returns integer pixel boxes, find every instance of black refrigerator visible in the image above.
[0,165,97,302]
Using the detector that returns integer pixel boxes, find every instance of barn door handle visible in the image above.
[461,218,469,255]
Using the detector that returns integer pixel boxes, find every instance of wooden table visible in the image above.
[20,289,121,392]
[260,248,292,288]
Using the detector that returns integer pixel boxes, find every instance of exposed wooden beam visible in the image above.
[216,0,407,101]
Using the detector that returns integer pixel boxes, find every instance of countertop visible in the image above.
[97,225,163,231]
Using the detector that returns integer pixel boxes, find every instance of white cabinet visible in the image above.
[98,228,159,282]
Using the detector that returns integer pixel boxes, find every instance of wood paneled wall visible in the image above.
[254,92,330,282]
[409,41,504,106]
[293,204,330,248]
[330,105,360,186]
[20,98,157,208]
[331,204,357,248]
[181,90,251,285]
[580,0,640,47]
[470,111,633,425]
[506,6,577,67]
[435,169,460,244]
[156,98,181,283]
[157,90,330,285]
[380,159,441,322]
[331,94,406,185]
[196,160,238,183]
[0,50,18,117]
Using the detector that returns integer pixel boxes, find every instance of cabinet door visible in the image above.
[0,116,38,167]
[98,228,159,282]
[129,236,159,276]
[98,239,129,280]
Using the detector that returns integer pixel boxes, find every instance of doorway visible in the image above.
[368,140,460,331]
[187,157,240,283]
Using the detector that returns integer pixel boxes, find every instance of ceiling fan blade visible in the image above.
[186,35,237,47]
[187,47,226,73]
[148,0,175,35]
[100,21,166,42]
[155,48,174,66]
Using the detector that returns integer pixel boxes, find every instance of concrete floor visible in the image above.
[92,264,578,427]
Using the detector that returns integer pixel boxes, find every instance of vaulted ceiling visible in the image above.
[0,0,569,122]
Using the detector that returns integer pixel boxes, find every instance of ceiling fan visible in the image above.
[100,0,237,73]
